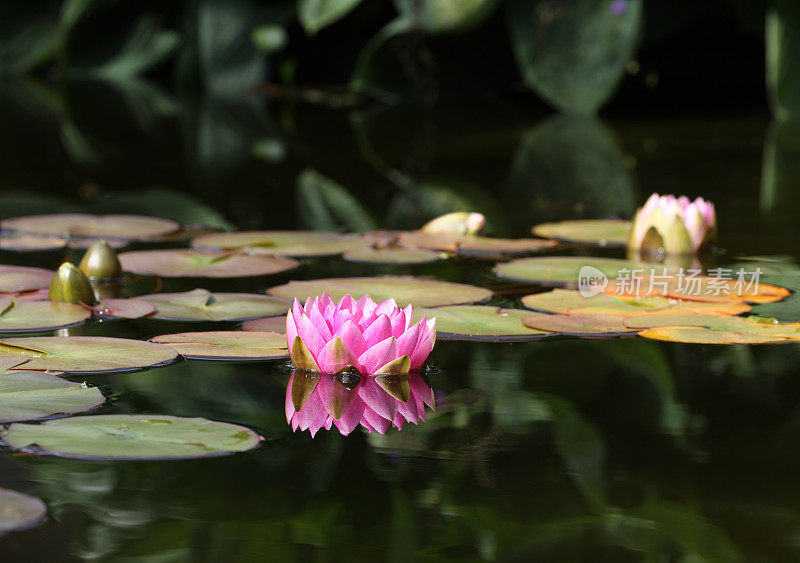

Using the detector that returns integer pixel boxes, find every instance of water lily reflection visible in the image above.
[285,370,435,437]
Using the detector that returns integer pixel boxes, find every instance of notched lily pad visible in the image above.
[0,265,54,294]
[119,249,299,278]
[150,331,288,360]
[343,246,444,264]
[413,305,549,341]
[269,276,492,307]
[627,314,800,344]
[0,336,179,373]
[1,414,262,460]
[0,301,91,333]
[142,289,288,322]
[494,256,659,285]
[522,312,637,336]
[532,219,631,246]
[242,316,286,333]
[191,230,367,257]
[1,214,180,240]
[0,488,47,535]
[399,231,558,258]
[0,368,105,422]
[89,298,156,320]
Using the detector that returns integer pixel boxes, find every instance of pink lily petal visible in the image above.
[358,336,398,375]
[332,319,368,359]
[363,314,392,345]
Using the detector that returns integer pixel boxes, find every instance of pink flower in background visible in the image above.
[286,370,435,437]
[628,193,717,254]
[286,293,436,375]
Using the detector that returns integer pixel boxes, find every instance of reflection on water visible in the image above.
[3,77,800,560]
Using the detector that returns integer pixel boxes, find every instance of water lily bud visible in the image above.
[48,263,97,305]
[79,240,122,280]
[420,212,486,235]
[628,193,716,254]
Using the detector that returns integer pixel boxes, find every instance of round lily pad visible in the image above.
[90,298,156,319]
[0,235,67,252]
[0,368,105,422]
[1,214,179,240]
[0,488,47,535]
[625,313,800,342]
[638,322,800,345]
[494,256,659,285]
[522,312,637,336]
[0,265,53,294]
[142,289,288,321]
[1,414,262,460]
[268,276,492,307]
[7,289,49,302]
[0,336,179,373]
[604,275,790,304]
[532,219,631,246]
[119,249,299,278]
[0,301,91,333]
[241,316,286,333]
[399,232,558,257]
[521,289,752,317]
[191,230,367,257]
[413,305,549,341]
[150,331,288,360]
[343,246,444,264]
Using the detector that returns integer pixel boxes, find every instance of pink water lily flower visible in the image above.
[628,193,716,254]
[286,293,436,375]
[286,370,435,437]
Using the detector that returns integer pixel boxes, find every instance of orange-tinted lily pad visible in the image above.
[399,231,558,258]
[269,276,492,307]
[142,289,288,321]
[532,219,631,247]
[2,214,179,240]
[242,316,286,333]
[625,314,800,344]
[0,301,91,333]
[522,312,637,335]
[494,256,659,285]
[0,265,54,294]
[0,488,47,535]
[604,275,790,304]
[0,336,179,373]
[150,331,288,360]
[413,305,549,341]
[191,230,367,257]
[343,246,444,264]
[119,249,299,278]
[0,235,67,252]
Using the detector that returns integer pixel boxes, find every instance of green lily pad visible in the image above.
[119,249,299,278]
[343,246,444,264]
[625,314,800,343]
[0,360,105,422]
[241,316,286,333]
[150,331,288,360]
[522,312,637,336]
[0,336,179,374]
[0,488,47,535]
[191,230,367,257]
[1,414,262,460]
[142,289,288,322]
[521,289,752,317]
[413,305,549,341]
[268,276,492,307]
[637,322,800,345]
[90,298,156,320]
[0,235,67,252]
[1,214,179,240]
[399,231,558,258]
[0,301,91,333]
[0,265,53,294]
[494,256,659,285]
[532,219,631,247]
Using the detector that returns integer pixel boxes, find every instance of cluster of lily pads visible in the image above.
[0,204,797,534]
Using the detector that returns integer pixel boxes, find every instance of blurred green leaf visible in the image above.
[507,0,642,114]
[251,24,287,55]
[0,4,60,74]
[296,169,377,232]
[767,0,800,119]
[298,0,365,35]
[350,17,415,103]
[393,0,500,34]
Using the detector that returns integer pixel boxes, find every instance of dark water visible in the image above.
[2,79,800,561]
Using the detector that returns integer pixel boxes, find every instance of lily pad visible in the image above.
[89,298,156,320]
[343,246,444,264]
[522,312,637,336]
[150,331,288,360]
[191,230,367,257]
[1,414,262,460]
[413,305,549,341]
[494,256,659,285]
[142,289,288,322]
[0,364,105,423]
[399,231,558,258]
[0,488,47,535]
[604,275,791,304]
[0,336,179,373]
[268,276,492,307]
[0,301,91,333]
[1,214,179,240]
[521,289,752,317]
[0,235,67,252]
[636,315,800,344]
[241,316,286,333]
[119,249,299,278]
[0,265,53,294]
[532,219,631,247]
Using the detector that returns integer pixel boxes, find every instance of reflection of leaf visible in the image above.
[387,182,502,231]
[350,17,415,104]
[0,5,60,73]
[393,0,500,34]
[298,0,365,35]
[388,487,418,563]
[506,115,635,225]
[761,119,800,216]
[507,0,642,114]
[296,169,377,232]
[767,1,800,119]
